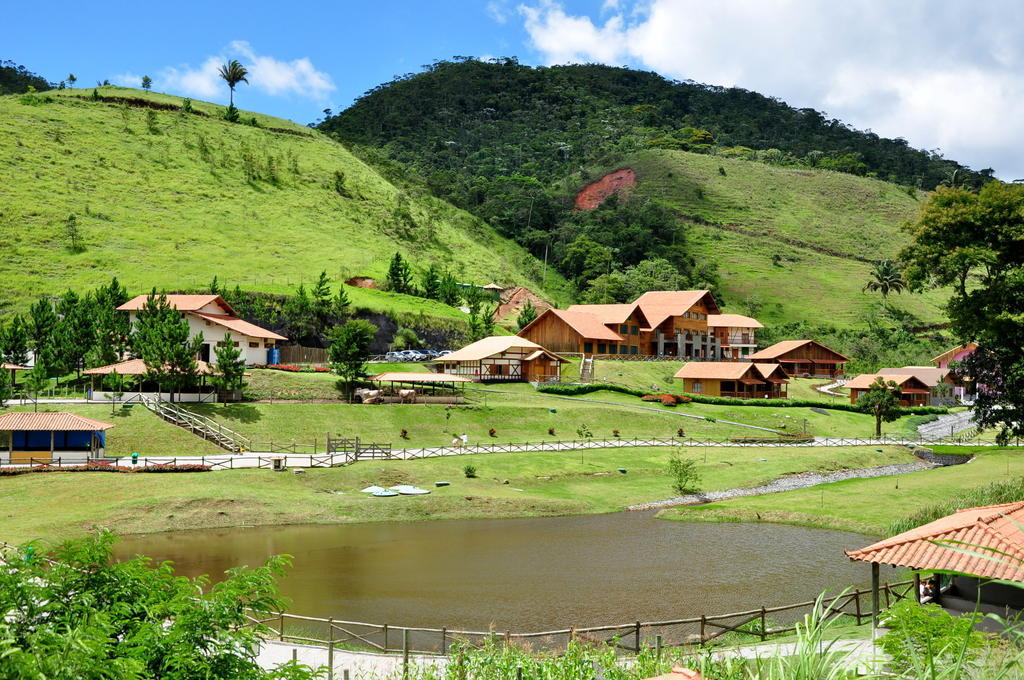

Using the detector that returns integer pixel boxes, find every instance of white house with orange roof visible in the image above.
[117,294,287,366]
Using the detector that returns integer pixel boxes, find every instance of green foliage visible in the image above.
[901,183,1024,442]
[0,314,30,367]
[420,263,441,300]
[218,59,249,107]
[103,369,126,414]
[213,333,247,392]
[21,359,51,411]
[386,252,414,294]
[91,277,132,366]
[55,289,95,378]
[283,284,315,340]
[668,451,701,495]
[863,259,907,298]
[63,213,84,252]
[857,377,903,437]
[462,287,495,341]
[140,75,152,91]
[0,531,320,679]
[0,59,51,95]
[437,269,462,307]
[516,299,538,331]
[879,599,986,675]
[181,97,192,113]
[133,289,204,400]
[390,327,422,350]
[890,476,1024,535]
[223,103,240,123]
[328,319,378,400]
[462,464,477,478]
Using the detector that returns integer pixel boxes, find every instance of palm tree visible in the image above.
[863,260,907,298]
[217,60,249,108]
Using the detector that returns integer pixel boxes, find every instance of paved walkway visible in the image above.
[917,409,976,439]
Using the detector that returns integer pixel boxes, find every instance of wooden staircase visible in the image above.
[143,397,252,453]
[579,356,595,383]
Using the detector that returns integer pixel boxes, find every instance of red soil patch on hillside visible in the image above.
[574,168,637,210]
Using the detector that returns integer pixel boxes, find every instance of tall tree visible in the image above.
[284,284,315,340]
[0,314,30,372]
[328,320,377,402]
[27,298,56,367]
[901,182,1024,442]
[310,270,333,334]
[92,277,132,365]
[55,289,96,378]
[66,73,76,86]
[212,333,246,396]
[141,75,152,91]
[217,59,249,108]
[133,290,203,402]
[332,285,351,321]
[21,358,51,412]
[386,252,413,295]
[857,377,903,437]
[437,269,461,307]
[862,260,907,298]
[420,263,441,300]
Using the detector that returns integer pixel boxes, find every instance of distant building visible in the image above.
[674,362,789,399]
[845,373,932,407]
[518,290,759,360]
[931,343,980,402]
[0,412,114,463]
[431,336,566,382]
[877,366,956,405]
[747,340,849,378]
[118,294,286,365]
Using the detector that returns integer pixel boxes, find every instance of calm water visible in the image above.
[116,513,875,632]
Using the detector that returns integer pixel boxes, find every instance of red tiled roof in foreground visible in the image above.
[846,501,1024,582]
[0,412,115,432]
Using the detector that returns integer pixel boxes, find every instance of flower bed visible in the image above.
[0,462,213,476]
[259,364,331,373]
[640,394,693,406]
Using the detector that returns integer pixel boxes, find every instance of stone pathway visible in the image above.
[917,409,975,439]
[627,460,933,511]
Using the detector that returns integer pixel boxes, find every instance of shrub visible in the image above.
[548,427,555,436]
[668,452,701,495]
[488,427,496,437]
[660,395,676,407]
[181,98,193,113]
[400,428,408,439]
[889,477,1024,535]
[677,427,685,437]
[0,463,212,476]
[879,600,985,674]
[463,464,477,478]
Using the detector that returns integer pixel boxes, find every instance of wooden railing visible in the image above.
[241,580,917,658]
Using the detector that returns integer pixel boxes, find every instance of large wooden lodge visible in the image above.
[518,290,763,361]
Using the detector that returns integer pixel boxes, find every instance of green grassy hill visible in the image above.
[0,87,569,316]
[609,149,949,327]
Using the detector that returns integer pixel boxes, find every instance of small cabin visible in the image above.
[845,373,932,407]
[432,336,567,383]
[674,362,789,399]
[748,340,849,378]
[0,412,115,464]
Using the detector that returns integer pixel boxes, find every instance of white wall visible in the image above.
[128,312,276,365]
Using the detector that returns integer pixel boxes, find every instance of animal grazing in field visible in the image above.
[398,389,416,403]
[354,388,382,404]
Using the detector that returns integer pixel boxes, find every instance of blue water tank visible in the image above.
[267,347,281,365]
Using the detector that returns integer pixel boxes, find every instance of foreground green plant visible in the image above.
[0,531,321,679]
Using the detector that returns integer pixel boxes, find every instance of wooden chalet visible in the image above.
[845,373,932,407]
[707,314,762,361]
[517,308,626,356]
[877,366,955,405]
[747,340,849,378]
[431,336,567,383]
[674,362,789,399]
[519,290,753,360]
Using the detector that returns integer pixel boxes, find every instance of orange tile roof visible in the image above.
[878,366,951,388]
[674,361,758,380]
[930,342,979,365]
[845,373,931,393]
[117,294,235,314]
[542,309,623,341]
[191,313,287,341]
[1,363,29,371]
[754,363,788,382]
[83,358,215,376]
[747,340,850,362]
[370,372,473,383]
[846,501,1024,582]
[565,303,639,325]
[0,412,115,431]
[707,314,763,328]
[634,291,720,329]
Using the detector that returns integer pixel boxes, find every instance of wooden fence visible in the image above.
[277,346,329,365]
[242,580,916,658]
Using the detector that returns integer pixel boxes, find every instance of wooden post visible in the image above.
[505,630,511,646]
[760,606,767,641]
[402,629,410,679]
[634,620,641,653]
[655,634,663,659]
[700,615,706,642]
[871,562,881,629]
[441,627,447,655]
[327,617,334,677]
[854,588,862,625]
[516,666,523,680]
[279,613,285,641]
[914,573,922,604]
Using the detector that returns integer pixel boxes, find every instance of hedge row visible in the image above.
[536,383,949,416]
[0,463,213,476]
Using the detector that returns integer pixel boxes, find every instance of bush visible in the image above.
[879,600,985,674]
[660,395,676,407]
[548,427,555,436]
[400,428,408,439]
[488,427,496,437]
[889,477,1024,535]
[668,452,701,495]
[0,463,212,476]
[463,464,477,478]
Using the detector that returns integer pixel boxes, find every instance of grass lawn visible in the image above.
[5,404,224,457]
[660,447,1024,535]
[0,444,912,544]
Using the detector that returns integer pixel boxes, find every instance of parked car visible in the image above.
[436,350,452,357]
[384,351,405,362]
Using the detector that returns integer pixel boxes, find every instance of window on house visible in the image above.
[249,342,259,348]
[630,345,638,355]
[233,342,239,347]
[583,342,593,353]
[619,324,629,334]
[631,325,639,335]
[692,380,703,393]
[619,345,628,354]
[683,312,690,319]
[598,343,607,354]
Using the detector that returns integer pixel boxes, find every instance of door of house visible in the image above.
[200,343,211,362]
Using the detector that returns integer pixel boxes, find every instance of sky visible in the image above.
[7,0,1023,179]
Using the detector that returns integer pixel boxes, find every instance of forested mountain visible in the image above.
[0,60,51,95]
[320,58,989,306]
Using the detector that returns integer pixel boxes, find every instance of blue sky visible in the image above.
[7,1,1024,178]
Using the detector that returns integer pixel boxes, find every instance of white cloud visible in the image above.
[487,0,509,24]
[158,42,335,102]
[111,72,145,89]
[517,0,1024,178]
